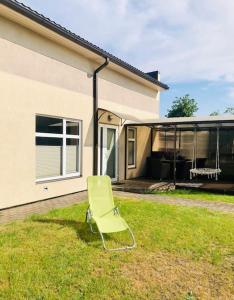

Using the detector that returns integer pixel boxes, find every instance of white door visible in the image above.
[98,125,118,181]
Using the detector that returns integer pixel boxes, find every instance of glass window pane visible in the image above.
[106,128,116,178]
[66,139,79,174]
[66,121,79,135]
[128,141,135,166]
[36,116,63,134]
[36,137,62,179]
[128,128,135,139]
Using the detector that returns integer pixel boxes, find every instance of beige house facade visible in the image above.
[0,0,168,210]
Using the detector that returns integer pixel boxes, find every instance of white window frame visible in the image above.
[36,115,82,182]
[127,127,137,169]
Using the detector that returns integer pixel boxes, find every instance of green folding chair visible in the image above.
[86,175,136,251]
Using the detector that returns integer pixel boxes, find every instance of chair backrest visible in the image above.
[87,175,115,217]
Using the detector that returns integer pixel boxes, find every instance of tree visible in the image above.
[209,107,234,116]
[210,110,220,116]
[224,107,234,115]
[166,94,198,118]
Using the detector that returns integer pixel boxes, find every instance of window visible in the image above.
[36,115,81,181]
[128,128,136,168]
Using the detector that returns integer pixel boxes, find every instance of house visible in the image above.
[0,0,169,210]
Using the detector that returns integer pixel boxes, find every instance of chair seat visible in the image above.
[93,214,128,233]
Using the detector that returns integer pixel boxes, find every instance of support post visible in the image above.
[124,125,128,180]
[150,127,153,156]
[173,125,177,186]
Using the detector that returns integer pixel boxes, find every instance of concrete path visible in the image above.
[0,190,233,225]
[114,191,234,214]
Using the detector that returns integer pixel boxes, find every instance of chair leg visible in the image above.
[85,211,88,222]
[89,222,98,234]
[85,210,98,234]
[85,209,136,250]
[98,227,136,251]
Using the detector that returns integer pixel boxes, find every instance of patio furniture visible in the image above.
[147,152,188,180]
[146,156,170,179]
[161,159,186,179]
[190,127,222,180]
[86,175,136,251]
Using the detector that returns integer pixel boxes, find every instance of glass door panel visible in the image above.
[106,128,116,178]
[99,125,117,180]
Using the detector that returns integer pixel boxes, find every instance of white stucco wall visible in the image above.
[0,13,161,209]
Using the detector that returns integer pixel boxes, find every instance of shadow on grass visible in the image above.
[34,218,105,244]
[34,218,115,246]
[34,218,130,249]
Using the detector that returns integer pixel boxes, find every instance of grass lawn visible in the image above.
[0,198,233,299]
[153,188,234,204]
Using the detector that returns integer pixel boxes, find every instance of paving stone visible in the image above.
[0,189,233,225]
[0,191,87,224]
[114,191,234,214]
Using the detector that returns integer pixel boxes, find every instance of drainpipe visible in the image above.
[93,57,109,175]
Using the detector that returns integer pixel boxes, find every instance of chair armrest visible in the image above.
[99,207,120,218]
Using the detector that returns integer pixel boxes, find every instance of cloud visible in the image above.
[22,0,234,84]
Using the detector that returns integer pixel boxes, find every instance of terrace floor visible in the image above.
[112,178,234,194]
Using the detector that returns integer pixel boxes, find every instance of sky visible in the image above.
[22,0,234,116]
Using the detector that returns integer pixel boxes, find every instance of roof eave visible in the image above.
[125,115,234,127]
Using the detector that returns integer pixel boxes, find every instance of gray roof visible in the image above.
[127,115,234,126]
[0,0,169,90]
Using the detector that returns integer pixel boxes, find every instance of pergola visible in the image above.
[125,115,234,184]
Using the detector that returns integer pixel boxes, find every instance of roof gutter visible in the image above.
[93,58,109,175]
